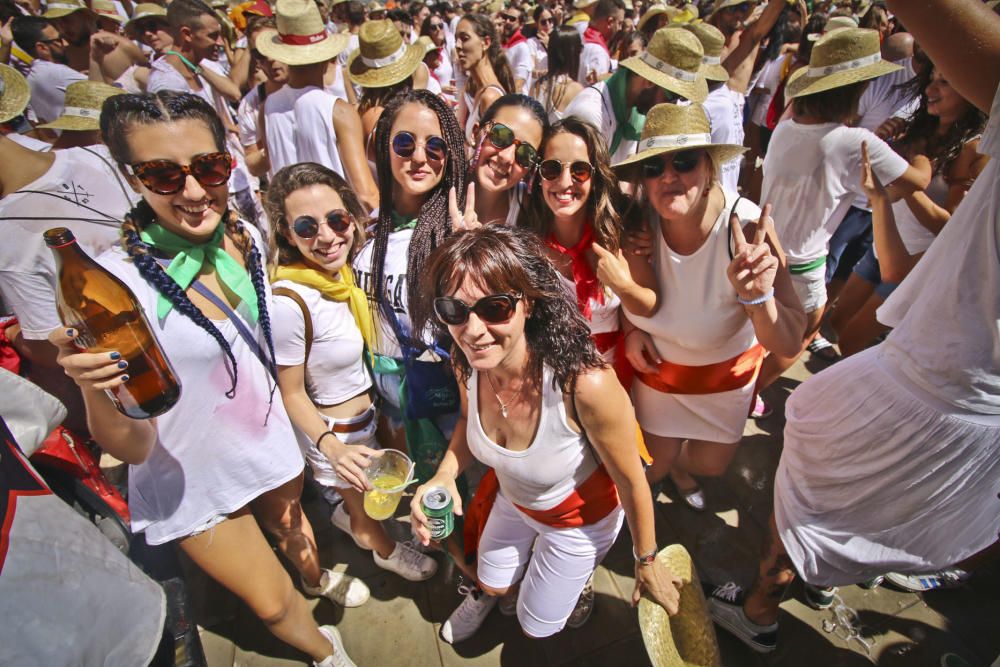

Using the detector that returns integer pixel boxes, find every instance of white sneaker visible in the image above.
[566,576,595,628]
[330,502,365,549]
[315,625,357,667]
[374,540,438,582]
[303,569,370,608]
[440,585,497,644]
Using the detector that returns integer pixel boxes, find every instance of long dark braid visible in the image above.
[370,89,467,347]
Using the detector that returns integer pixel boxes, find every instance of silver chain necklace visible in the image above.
[485,371,511,419]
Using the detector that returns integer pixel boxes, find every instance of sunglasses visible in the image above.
[485,122,537,169]
[434,293,521,325]
[292,209,353,239]
[640,150,704,179]
[128,152,232,195]
[429,22,445,30]
[391,131,448,162]
[538,159,594,183]
[538,17,554,25]
[500,12,520,22]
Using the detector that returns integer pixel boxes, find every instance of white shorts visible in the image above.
[301,405,379,490]
[477,491,624,638]
[789,265,828,313]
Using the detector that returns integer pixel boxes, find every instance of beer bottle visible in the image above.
[44,227,182,419]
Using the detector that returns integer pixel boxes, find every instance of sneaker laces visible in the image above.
[712,581,743,603]
[569,580,594,621]
[453,586,491,623]
[396,541,429,570]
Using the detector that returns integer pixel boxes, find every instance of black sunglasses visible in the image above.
[500,12,520,22]
[291,209,353,239]
[538,159,594,183]
[434,294,521,325]
[485,122,537,169]
[640,149,704,178]
[429,22,445,30]
[128,152,232,195]
[392,131,448,162]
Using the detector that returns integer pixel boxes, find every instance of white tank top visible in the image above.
[264,85,312,177]
[624,189,759,366]
[558,273,621,336]
[464,84,506,146]
[466,366,599,511]
[325,63,350,102]
[293,86,347,179]
[893,171,948,255]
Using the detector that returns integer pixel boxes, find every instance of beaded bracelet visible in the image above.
[737,288,775,306]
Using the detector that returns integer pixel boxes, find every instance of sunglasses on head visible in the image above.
[391,131,449,162]
[640,150,704,179]
[434,293,521,325]
[538,158,594,183]
[128,152,232,195]
[291,209,353,239]
[485,122,537,169]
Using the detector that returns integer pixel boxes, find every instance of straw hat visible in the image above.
[824,15,858,31]
[707,0,754,19]
[637,5,675,31]
[347,19,425,87]
[611,102,746,174]
[681,23,728,82]
[637,545,721,667]
[42,0,92,19]
[786,28,901,99]
[0,64,30,125]
[92,0,126,24]
[416,35,438,56]
[674,3,699,23]
[125,3,167,30]
[256,0,351,66]
[367,0,386,14]
[38,80,125,131]
[619,27,708,103]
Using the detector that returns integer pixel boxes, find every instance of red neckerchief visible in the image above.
[546,224,604,320]
[582,26,609,56]
[503,29,528,49]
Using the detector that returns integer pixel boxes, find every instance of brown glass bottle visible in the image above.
[45,227,182,419]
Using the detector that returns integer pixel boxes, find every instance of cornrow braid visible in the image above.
[120,201,240,397]
[370,89,468,347]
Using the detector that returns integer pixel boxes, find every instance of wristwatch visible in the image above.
[633,545,657,566]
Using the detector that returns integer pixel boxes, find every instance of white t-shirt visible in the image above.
[237,85,263,148]
[26,60,86,124]
[578,42,611,85]
[877,81,1000,415]
[857,58,917,133]
[506,40,533,93]
[748,54,785,127]
[564,81,638,166]
[703,84,745,194]
[264,85,312,178]
[0,146,137,339]
[352,227,413,359]
[293,86,347,179]
[762,120,909,265]
[271,279,371,405]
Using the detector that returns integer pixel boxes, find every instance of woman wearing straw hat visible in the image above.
[608,102,805,510]
[752,28,930,396]
[454,13,515,147]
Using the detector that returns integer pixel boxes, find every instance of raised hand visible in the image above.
[592,241,633,294]
[727,203,778,304]
[449,182,480,232]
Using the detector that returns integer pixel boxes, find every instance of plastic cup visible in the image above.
[363,449,414,520]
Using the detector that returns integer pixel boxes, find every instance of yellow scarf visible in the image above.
[271,263,377,355]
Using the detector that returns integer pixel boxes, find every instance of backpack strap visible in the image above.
[273,287,313,366]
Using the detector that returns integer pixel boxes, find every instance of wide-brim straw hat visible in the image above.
[637,5,675,31]
[38,80,126,131]
[126,3,168,29]
[824,15,859,31]
[681,23,728,82]
[0,64,30,124]
[416,35,438,56]
[619,27,708,103]
[43,0,93,19]
[707,0,754,19]
[612,102,746,176]
[92,0,126,23]
[347,19,425,87]
[638,545,722,667]
[257,0,351,66]
[786,27,902,99]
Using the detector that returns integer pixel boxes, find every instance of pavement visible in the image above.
[188,352,1000,667]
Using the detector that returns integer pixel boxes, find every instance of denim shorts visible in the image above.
[852,246,899,300]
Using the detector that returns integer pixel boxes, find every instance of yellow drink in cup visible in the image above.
[362,449,413,520]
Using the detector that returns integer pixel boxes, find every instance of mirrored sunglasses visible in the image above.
[538,159,594,183]
[486,122,537,169]
[391,131,448,162]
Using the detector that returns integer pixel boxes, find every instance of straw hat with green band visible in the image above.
[785,28,901,99]
[680,22,728,82]
[42,0,93,19]
[39,80,126,131]
[0,64,30,125]
[347,19,425,88]
[256,0,351,66]
[619,27,709,103]
[611,102,746,178]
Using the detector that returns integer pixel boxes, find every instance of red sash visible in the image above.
[637,344,765,395]
[503,29,527,49]
[547,225,603,320]
[582,26,610,55]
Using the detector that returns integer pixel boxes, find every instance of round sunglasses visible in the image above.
[128,152,232,195]
[434,293,521,326]
[391,131,448,162]
[538,159,594,183]
[291,209,353,239]
[640,149,705,179]
[484,122,538,169]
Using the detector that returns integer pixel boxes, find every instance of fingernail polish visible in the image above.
[65,328,75,337]
[110,351,121,360]
[120,374,130,382]
[117,360,128,369]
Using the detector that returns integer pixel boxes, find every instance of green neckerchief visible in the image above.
[140,222,259,323]
[606,68,645,156]
[391,209,418,231]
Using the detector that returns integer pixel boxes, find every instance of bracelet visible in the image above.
[315,430,336,448]
[165,49,202,75]
[737,288,775,306]
[633,545,657,566]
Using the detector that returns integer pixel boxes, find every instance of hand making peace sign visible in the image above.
[727,203,779,304]
[449,183,480,232]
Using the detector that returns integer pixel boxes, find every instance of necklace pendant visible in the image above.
[500,404,508,419]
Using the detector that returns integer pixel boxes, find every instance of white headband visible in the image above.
[806,51,882,77]
[61,106,100,119]
[638,52,699,82]
[639,133,711,151]
[360,42,408,68]
[702,54,721,66]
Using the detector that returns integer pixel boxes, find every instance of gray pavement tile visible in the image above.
[856,598,985,667]
[199,623,236,667]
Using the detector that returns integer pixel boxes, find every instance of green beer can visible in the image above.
[422,487,454,541]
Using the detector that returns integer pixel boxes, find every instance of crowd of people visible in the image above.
[0,0,998,663]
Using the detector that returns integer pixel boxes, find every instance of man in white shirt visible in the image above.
[578,0,623,84]
[11,16,85,124]
[498,5,532,93]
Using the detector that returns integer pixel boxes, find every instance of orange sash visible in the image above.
[637,344,765,395]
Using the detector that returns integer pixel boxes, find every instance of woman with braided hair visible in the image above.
[48,91,358,667]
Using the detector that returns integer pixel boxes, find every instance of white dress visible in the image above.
[774,82,1000,587]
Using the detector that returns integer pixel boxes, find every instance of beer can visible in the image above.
[422,486,454,541]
